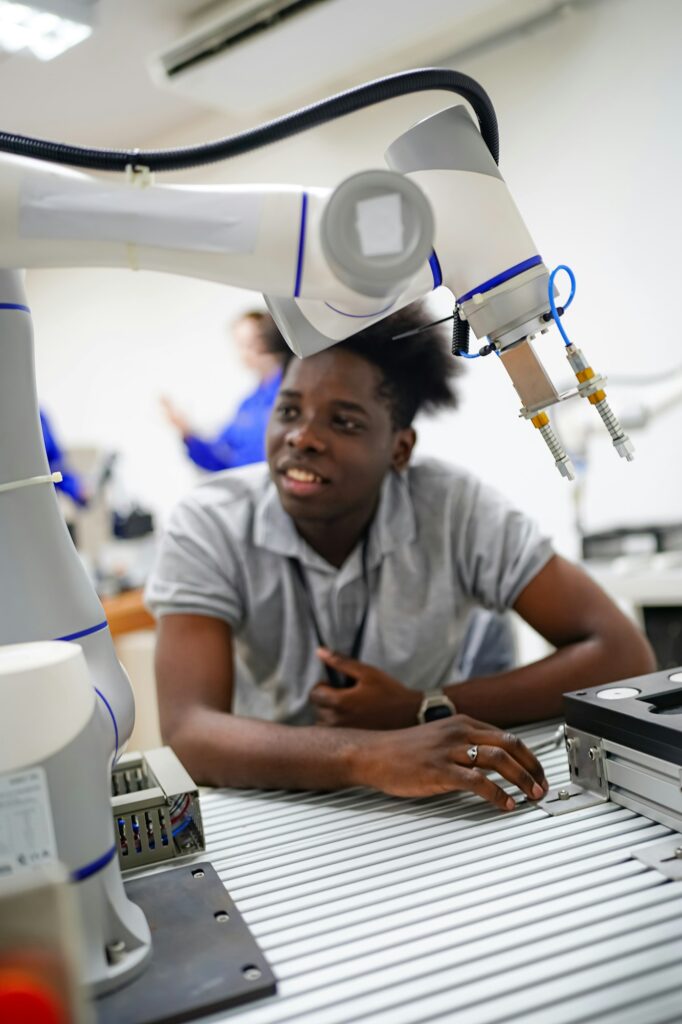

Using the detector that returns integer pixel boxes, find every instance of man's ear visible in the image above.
[391,427,416,472]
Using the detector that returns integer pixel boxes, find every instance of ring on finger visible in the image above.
[466,744,478,764]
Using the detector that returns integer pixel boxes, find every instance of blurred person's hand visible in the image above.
[160,395,192,437]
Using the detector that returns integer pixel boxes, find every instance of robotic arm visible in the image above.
[0,94,634,478]
[0,67,635,1001]
[0,155,434,304]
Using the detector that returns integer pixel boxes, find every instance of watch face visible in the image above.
[423,704,454,722]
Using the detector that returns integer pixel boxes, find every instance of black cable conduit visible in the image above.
[0,67,498,173]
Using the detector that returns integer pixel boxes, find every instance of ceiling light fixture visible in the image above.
[0,0,96,61]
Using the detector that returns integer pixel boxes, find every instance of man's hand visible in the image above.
[354,715,550,808]
[160,395,192,437]
[310,648,421,729]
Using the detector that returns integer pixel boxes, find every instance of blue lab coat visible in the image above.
[183,370,283,472]
[40,409,87,506]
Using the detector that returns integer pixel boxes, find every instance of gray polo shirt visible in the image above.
[145,457,554,724]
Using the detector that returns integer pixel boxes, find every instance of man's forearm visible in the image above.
[446,629,655,727]
[165,702,551,807]
[167,705,372,790]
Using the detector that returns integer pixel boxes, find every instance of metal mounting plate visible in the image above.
[632,837,682,880]
[538,781,608,816]
[538,726,609,816]
[95,862,276,1024]
[565,727,609,796]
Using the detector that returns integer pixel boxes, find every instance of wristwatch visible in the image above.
[418,689,456,724]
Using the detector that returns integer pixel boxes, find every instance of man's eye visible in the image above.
[276,405,298,421]
[334,416,363,432]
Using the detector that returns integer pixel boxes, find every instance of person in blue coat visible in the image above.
[161,311,288,471]
[40,408,89,507]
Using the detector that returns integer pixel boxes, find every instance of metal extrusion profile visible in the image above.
[173,721,682,1024]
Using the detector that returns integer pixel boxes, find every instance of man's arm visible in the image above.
[156,612,366,790]
[445,554,656,726]
[155,613,548,806]
[309,555,655,730]
[182,433,235,471]
[159,394,236,470]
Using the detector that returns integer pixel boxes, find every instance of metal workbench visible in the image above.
[193,721,682,1024]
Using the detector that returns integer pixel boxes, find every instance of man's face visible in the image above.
[233,317,272,375]
[266,348,414,525]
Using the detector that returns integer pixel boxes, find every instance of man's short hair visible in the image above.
[236,310,289,359]
[283,301,462,428]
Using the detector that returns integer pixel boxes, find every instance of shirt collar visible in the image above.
[253,467,416,576]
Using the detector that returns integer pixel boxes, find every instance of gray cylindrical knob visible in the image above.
[321,170,434,298]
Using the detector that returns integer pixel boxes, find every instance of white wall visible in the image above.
[27,0,682,553]
[443,0,682,547]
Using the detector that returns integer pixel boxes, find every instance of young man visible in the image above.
[145,304,654,810]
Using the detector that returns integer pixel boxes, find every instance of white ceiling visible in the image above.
[0,0,212,146]
[0,0,578,150]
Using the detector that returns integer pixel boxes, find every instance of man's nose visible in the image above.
[285,420,326,452]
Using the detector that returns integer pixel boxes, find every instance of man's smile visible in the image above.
[277,461,331,496]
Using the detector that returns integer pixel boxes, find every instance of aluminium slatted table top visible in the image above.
[195,721,682,1024]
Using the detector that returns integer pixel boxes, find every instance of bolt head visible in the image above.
[556,457,576,481]
[243,966,262,981]
[588,747,598,761]
[614,436,635,461]
[558,789,571,801]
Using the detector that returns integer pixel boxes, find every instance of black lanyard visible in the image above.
[290,535,370,689]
